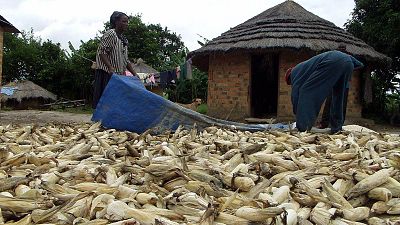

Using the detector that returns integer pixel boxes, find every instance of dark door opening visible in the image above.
[251,54,279,118]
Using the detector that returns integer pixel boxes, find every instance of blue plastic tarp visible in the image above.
[1,87,17,96]
[92,75,289,134]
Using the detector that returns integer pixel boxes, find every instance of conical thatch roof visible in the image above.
[132,58,158,74]
[189,0,390,64]
[1,80,57,102]
[0,15,20,33]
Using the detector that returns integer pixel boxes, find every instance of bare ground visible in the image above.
[0,110,92,125]
[1,110,400,134]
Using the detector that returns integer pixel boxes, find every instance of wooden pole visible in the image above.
[0,27,4,110]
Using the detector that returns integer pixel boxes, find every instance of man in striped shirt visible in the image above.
[93,11,137,109]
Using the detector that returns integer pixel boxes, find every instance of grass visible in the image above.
[50,105,94,114]
[197,104,208,114]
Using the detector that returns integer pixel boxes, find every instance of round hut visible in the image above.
[0,15,20,109]
[132,58,161,95]
[1,80,57,109]
[188,0,390,122]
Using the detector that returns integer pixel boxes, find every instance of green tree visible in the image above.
[345,0,400,118]
[2,30,73,99]
[3,30,43,82]
[67,39,99,100]
[74,14,191,101]
[99,14,187,71]
[3,14,199,104]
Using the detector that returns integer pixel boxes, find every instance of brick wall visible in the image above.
[207,50,363,122]
[207,52,251,120]
[346,70,362,118]
[0,27,3,109]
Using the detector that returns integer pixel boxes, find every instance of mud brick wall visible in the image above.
[207,52,251,121]
[206,50,362,122]
[346,70,362,118]
[0,27,3,109]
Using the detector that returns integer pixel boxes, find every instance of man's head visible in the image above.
[110,11,128,31]
[285,67,293,85]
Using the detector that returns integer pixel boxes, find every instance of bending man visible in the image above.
[285,50,364,133]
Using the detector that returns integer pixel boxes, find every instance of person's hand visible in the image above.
[108,66,115,75]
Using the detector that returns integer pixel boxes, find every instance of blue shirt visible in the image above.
[290,50,364,114]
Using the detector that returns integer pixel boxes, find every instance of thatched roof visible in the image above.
[0,15,20,33]
[1,80,57,102]
[132,58,158,74]
[189,0,390,67]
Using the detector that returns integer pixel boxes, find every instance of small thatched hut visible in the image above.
[0,15,20,108]
[132,58,161,95]
[188,0,390,122]
[1,80,57,109]
[133,58,158,74]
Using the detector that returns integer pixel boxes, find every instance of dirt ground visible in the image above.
[1,110,400,133]
[0,110,92,125]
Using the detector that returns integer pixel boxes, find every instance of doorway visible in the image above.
[250,53,279,118]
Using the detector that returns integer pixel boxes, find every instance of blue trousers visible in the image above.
[296,59,354,133]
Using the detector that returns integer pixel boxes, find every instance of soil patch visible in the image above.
[1,110,400,134]
[0,110,92,125]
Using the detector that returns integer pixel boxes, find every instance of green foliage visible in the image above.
[103,14,188,71]
[67,39,99,100]
[196,34,210,47]
[164,67,208,104]
[51,105,94,114]
[197,104,208,114]
[2,14,196,106]
[3,30,43,82]
[2,30,74,99]
[345,0,400,119]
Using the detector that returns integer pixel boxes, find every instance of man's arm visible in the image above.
[291,84,300,115]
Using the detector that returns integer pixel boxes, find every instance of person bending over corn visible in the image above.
[285,50,364,134]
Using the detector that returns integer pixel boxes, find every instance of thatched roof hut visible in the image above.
[131,58,162,95]
[1,80,57,109]
[132,58,158,74]
[188,0,389,122]
[0,15,20,108]
[189,0,390,70]
[0,15,20,33]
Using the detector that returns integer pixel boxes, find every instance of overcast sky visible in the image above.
[0,0,355,52]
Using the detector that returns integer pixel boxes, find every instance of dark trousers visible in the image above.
[296,60,354,133]
[320,89,349,128]
[92,69,112,109]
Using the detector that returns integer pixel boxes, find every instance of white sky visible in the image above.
[0,0,355,52]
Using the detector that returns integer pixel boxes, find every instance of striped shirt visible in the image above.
[96,29,130,74]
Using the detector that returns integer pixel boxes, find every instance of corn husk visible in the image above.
[368,187,392,202]
[367,217,387,225]
[321,178,353,209]
[1,123,400,224]
[235,206,283,221]
[340,207,370,221]
[310,205,332,225]
[345,168,393,199]
[371,201,391,214]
